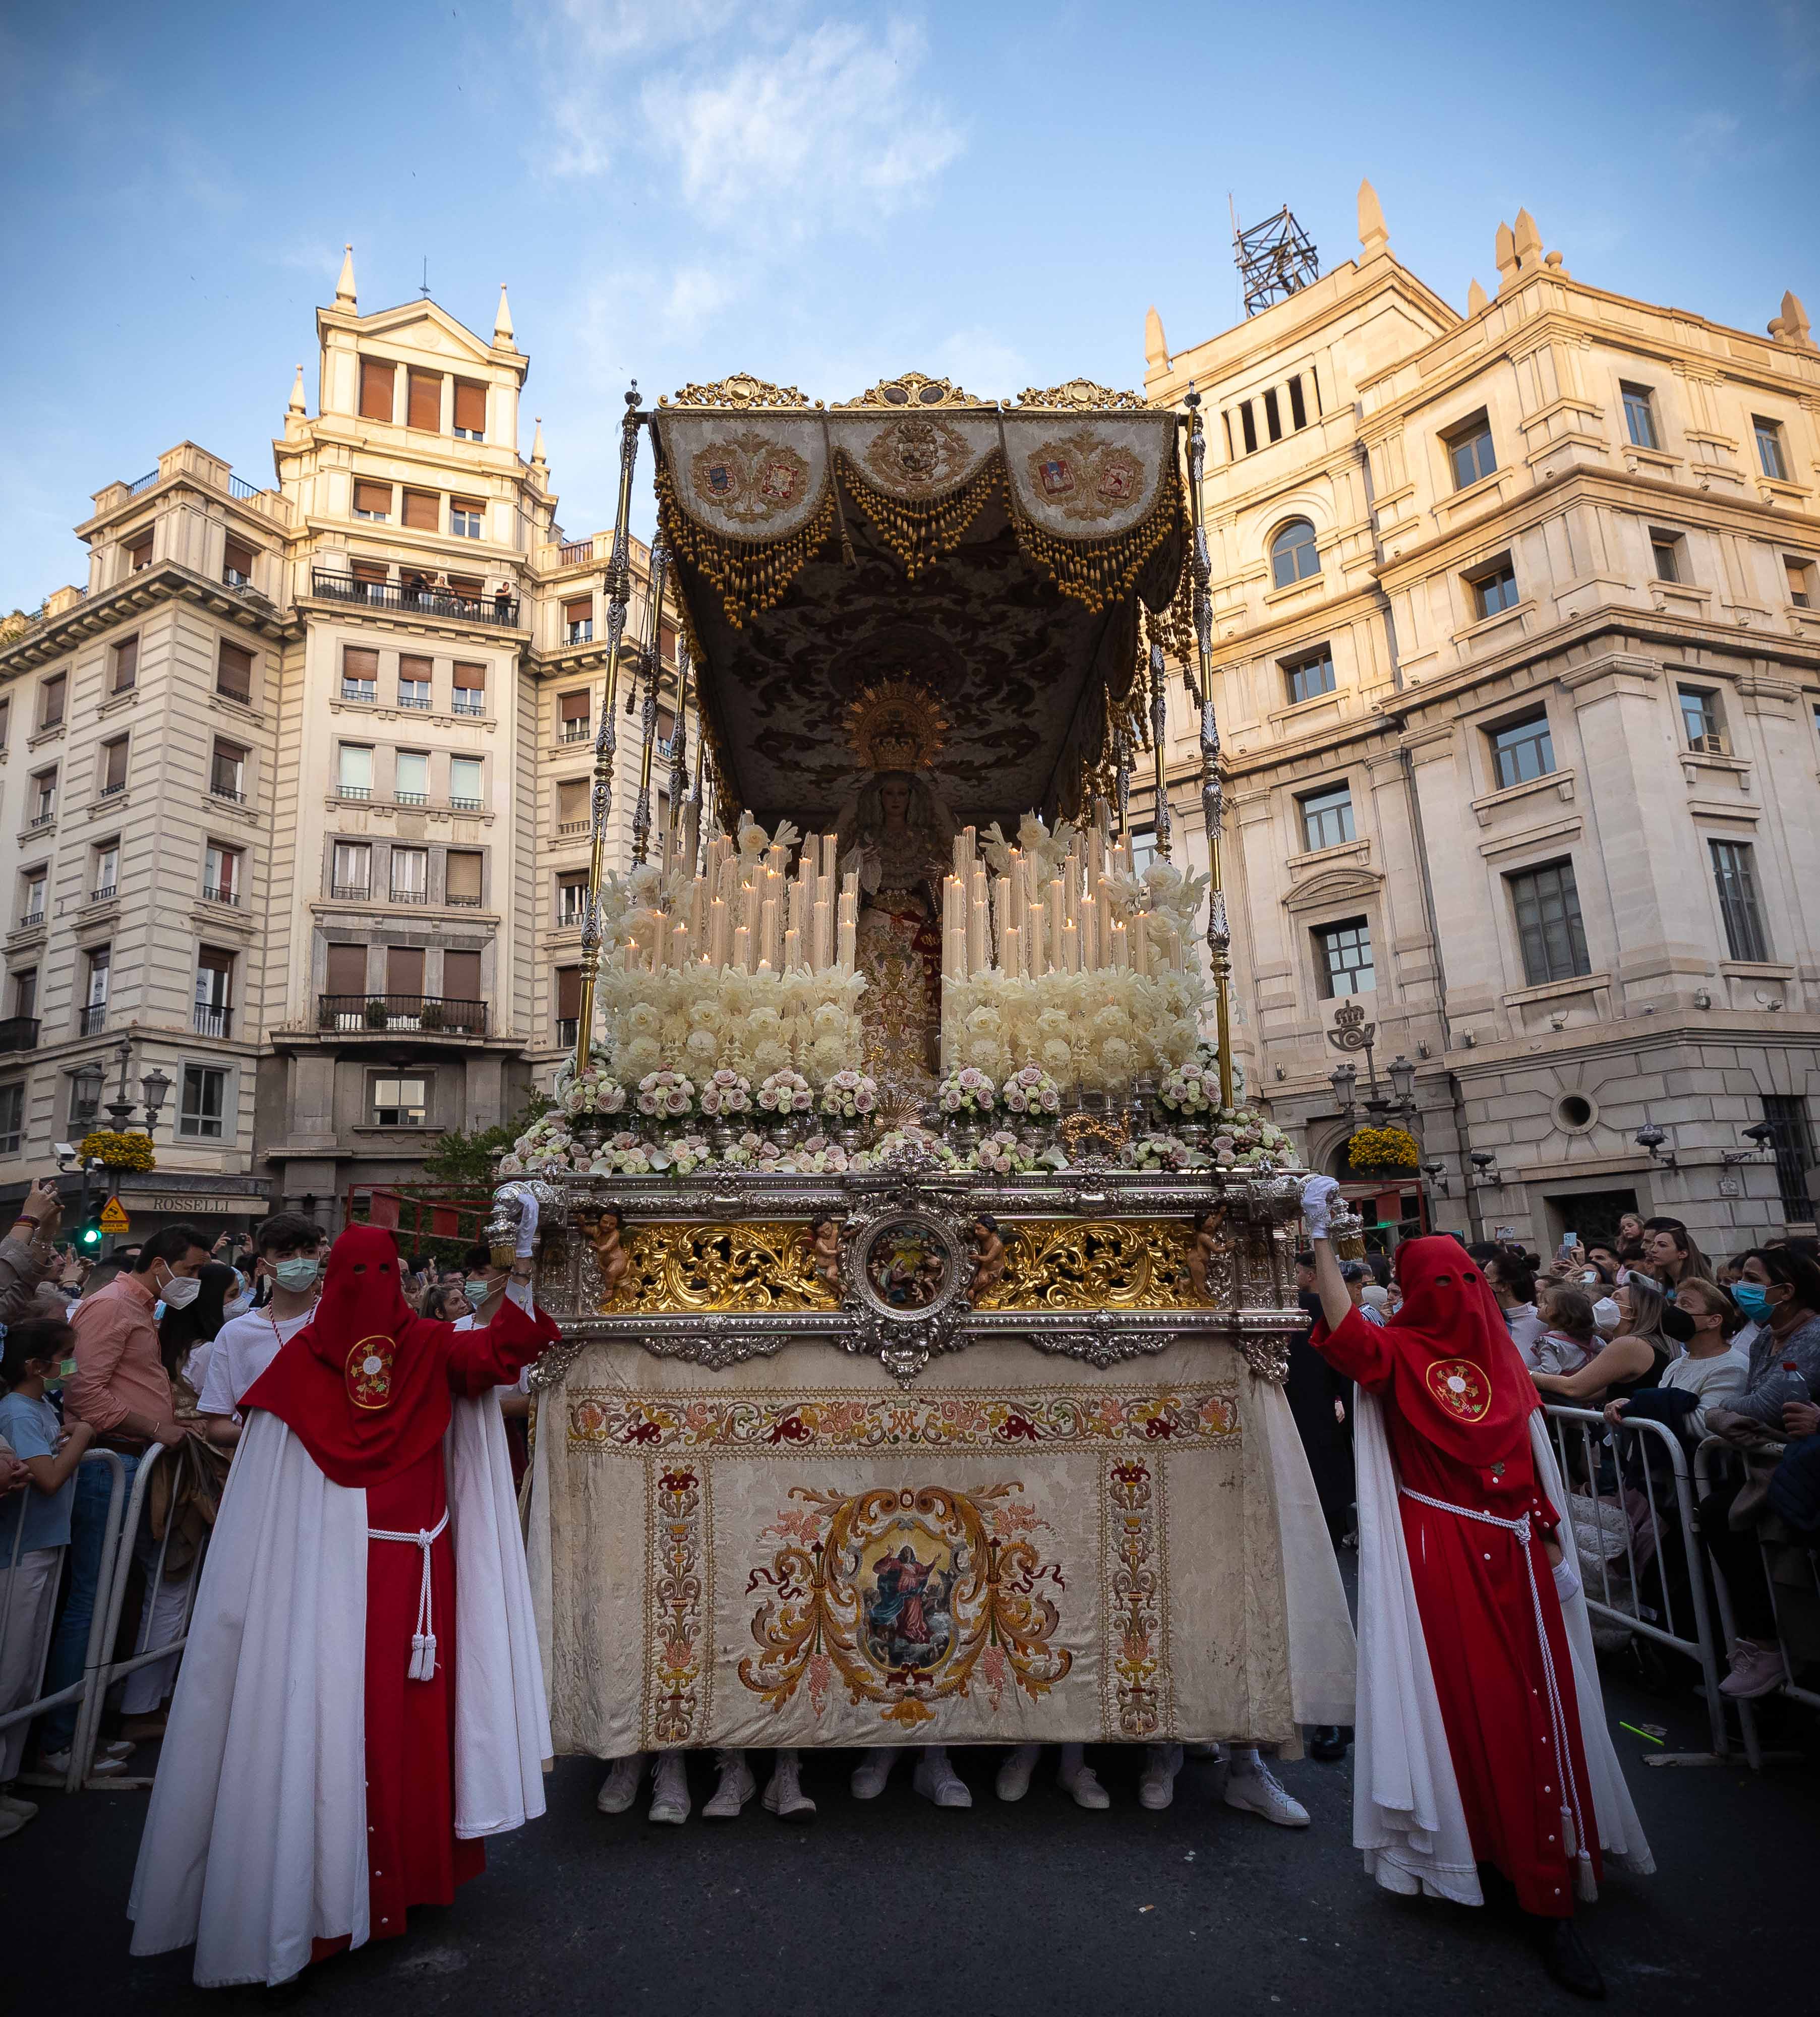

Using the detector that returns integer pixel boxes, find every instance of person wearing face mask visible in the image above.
[27,1225,210,1778]
[196,1215,325,1453]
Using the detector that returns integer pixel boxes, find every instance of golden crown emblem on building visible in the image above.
[844,678,949,773]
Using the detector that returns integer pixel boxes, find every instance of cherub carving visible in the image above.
[970,1212,1007,1300]
[1187,1206,1228,1301]
[809,1215,843,1294]
[581,1205,629,1306]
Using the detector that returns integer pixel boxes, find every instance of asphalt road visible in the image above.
[11,1653,1814,2017]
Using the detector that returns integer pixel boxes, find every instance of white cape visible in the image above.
[128,1390,551,1988]
[1351,1392,1654,1905]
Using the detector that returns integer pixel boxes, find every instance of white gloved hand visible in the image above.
[1301,1175,1342,1240]
[1551,1548,1582,1607]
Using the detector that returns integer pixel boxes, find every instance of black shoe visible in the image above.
[1309,1726,1349,1761]
[1533,1917,1605,2000]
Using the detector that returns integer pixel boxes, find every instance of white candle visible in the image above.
[1029,900,1047,976]
[812,897,830,971]
[733,923,751,973]
[1048,878,1065,971]
[1081,891,1098,970]
[1003,921,1020,977]
[670,923,688,968]
[993,875,1012,968]
[838,911,856,972]
[1109,916,1128,969]
[760,896,780,971]
[1062,918,1079,973]
[1132,912,1149,977]
[784,926,800,969]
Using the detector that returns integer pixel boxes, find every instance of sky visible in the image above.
[2,0,1815,606]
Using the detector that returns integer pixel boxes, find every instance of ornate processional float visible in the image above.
[494,371,1354,1761]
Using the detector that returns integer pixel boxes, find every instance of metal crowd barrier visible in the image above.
[1694,1438,1820,1730]
[1542,1405,1738,1762]
[0,1448,127,1793]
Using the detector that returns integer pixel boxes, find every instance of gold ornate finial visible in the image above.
[844,677,949,773]
[660,373,812,410]
[1013,378,1148,411]
[833,371,987,410]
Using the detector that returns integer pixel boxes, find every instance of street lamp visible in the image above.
[141,1067,173,1122]
[1387,1054,1416,1108]
[1634,1119,1677,1169]
[1328,1061,1359,1117]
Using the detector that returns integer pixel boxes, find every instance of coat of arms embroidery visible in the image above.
[1024,433,1148,525]
[345,1334,396,1410]
[1424,1356,1491,1422]
[688,431,813,527]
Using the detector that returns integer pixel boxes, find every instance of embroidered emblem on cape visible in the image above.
[688,432,810,526]
[1424,1355,1491,1422]
[346,1333,397,1409]
[860,413,976,497]
[1024,433,1147,524]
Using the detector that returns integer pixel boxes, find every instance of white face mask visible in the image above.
[161,1274,203,1309]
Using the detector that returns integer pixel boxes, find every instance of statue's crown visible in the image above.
[844,678,948,772]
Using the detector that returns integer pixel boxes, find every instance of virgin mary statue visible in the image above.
[837,681,957,1099]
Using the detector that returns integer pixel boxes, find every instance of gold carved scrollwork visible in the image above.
[607,1222,839,1315]
[660,374,812,410]
[1014,379,1149,412]
[971,1219,1231,1312]
[832,371,989,410]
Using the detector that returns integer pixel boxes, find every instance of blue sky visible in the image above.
[2,0,1814,605]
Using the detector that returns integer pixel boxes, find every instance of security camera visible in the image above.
[54,1141,76,1162]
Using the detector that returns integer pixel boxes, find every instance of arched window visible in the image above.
[1270,518,1321,590]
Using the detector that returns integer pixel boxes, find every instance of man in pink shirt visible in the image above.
[31,1224,209,1776]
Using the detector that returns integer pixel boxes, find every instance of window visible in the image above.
[1287,375,1308,430]
[371,1075,428,1127]
[557,778,589,832]
[111,636,139,692]
[335,744,373,800]
[555,965,582,1046]
[223,537,255,587]
[398,653,432,709]
[1282,644,1336,706]
[210,739,247,801]
[564,598,594,645]
[325,942,368,998]
[558,869,590,925]
[453,379,486,439]
[445,850,483,907]
[99,737,128,798]
[1299,783,1356,852]
[1239,402,1258,455]
[1508,860,1591,984]
[1759,1094,1816,1221]
[350,561,389,602]
[1315,918,1375,998]
[655,706,678,754]
[216,639,254,703]
[352,479,392,522]
[1620,383,1659,451]
[13,969,36,1021]
[1678,685,1726,753]
[358,358,395,423]
[0,696,9,750]
[1649,529,1685,583]
[1710,839,1771,962]
[450,498,484,540]
[0,1082,22,1155]
[442,949,481,1002]
[20,868,46,925]
[1446,411,1497,490]
[1753,416,1789,482]
[659,622,678,666]
[92,841,119,900]
[1263,387,1283,442]
[559,688,591,740]
[30,768,57,825]
[449,756,483,810]
[451,661,485,715]
[1470,558,1520,619]
[179,1063,227,1141]
[390,847,429,902]
[1786,555,1815,608]
[124,530,152,573]
[332,841,372,900]
[204,842,242,905]
[38,673,66,730]
[1270,519,1321,590]
[394,750,429,804]
[1486,709,1554,790]
[386,945,425,998]
[401,489,439,532]
[340,646,378,703]
[194,948,233,1038]
[407,368,442,432]
[82,946,110,1033]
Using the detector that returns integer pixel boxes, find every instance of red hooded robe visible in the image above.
[1312,1236,1599,1917]
[242,1227,559,1949]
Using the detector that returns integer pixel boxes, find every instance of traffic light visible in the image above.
[79,1218,102,1250]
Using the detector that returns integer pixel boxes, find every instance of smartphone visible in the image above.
[1557,1230,1578,1260]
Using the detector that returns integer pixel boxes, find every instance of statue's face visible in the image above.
[880,777,911,821]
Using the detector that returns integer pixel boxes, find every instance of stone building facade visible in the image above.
[0,252,683,1234]
[1144,187,1820,1256]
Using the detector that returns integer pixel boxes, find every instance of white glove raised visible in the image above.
[1301,1174,1342,1240]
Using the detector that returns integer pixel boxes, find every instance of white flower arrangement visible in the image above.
[943,968,1207,1096]
[937,1066,996,1115]
[650,1134,714,1175]
[596,964,865,1091]
[1207,1106,1292,1169]
[1157,1059,1215,1115]
[854,1126,959,1171]
[756,1068,813,1114]
[636,1070,696,1119]
[1000,1065,1063,1116]
[817,1069,879,1119]
[698,1067,753,1118]
[562,1063,627,1117]
[1121,1133,1207,1172]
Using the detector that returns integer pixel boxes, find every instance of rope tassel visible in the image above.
[369,1509,450,1684]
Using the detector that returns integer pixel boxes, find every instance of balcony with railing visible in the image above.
[317,993,489,1036]
[310,570,519,627]
[557,818,589,837]
[126,469,159,497]
[193,1003,232,1039]
[559,540,595,566]
[0,1017,40,1053]
[330,881,372,902]
[556,1017,579,1048]
[201,882,242,907]
[79,1003,107,1035]
[228,473,260,500]
[451,694,485,717]
[561,719,592,742]
[449,795,483,812]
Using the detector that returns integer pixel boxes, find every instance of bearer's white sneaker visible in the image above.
[21,1748,124,1787]
[850,1746,900,1800]
[703,1750,756,1819]
[995,1744,1040,1803]
[0,1808,26,1841]
[596,1754,646,1814]
[0,1791,38,1820]
[912,1747,971,1809]
[1139,1743,1183,1811]
[762,1753,816,1822]
[1222,1760,1309,1828]
[1060,1761,1109,1809]
[648,1753,691,1824]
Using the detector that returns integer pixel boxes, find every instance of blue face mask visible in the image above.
[1731,1282,1772,1320]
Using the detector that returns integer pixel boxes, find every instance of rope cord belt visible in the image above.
[1398,1485,1597,1900]
[367,1508,450,1682]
